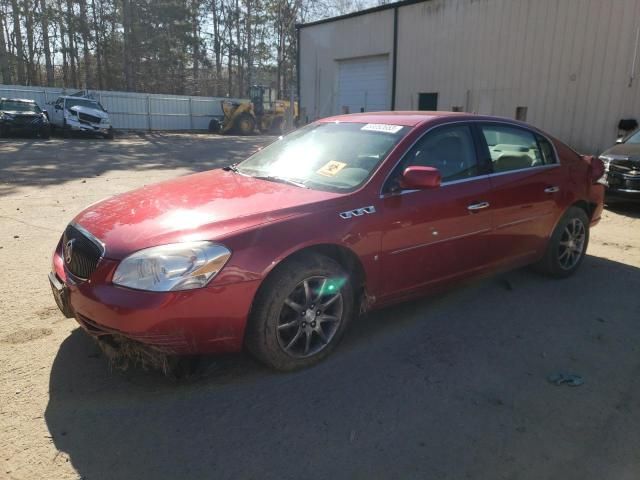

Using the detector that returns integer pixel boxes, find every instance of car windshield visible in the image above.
[65,98,105,111]
[1,100,41,113]
[237,122,409,192]
[626,130,640,144]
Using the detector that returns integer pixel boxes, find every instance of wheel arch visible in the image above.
[571,199,597,221]
[245,243,368,339]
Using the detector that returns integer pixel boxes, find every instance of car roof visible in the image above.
[318,111,548,132]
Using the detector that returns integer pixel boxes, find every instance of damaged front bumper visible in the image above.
[49,242,260,357]
[66,116,112,135]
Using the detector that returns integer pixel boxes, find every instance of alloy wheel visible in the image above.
[276,276,344,358]
[558,218,586,270]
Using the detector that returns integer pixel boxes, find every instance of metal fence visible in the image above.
[0,84,242,131]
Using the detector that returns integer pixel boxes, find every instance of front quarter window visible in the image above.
[237,122,409,192]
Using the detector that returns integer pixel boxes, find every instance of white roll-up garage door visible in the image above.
[337,55,389,114]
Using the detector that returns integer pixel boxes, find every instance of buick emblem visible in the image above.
[64,239,75,264]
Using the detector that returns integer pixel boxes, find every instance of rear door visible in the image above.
[477,122,564,267]
[378,123,493,300]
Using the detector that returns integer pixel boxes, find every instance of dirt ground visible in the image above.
[1,133,639,480]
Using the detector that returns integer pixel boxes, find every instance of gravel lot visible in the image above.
[1,133,639,480]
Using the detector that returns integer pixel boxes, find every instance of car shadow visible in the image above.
[604,200,640,219]
[45,255,640,480]
[0,133,273,197]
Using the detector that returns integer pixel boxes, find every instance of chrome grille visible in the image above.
[609,159,640,176]
[78,112,101,124]
[62,225,103,279]
[13,115,42,126]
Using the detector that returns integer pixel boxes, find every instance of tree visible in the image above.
[1,0,379,96]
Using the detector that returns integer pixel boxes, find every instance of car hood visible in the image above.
[1,110,42,117]
[69,105,109,119]
[73,169,342,259]
[602,143,640,161]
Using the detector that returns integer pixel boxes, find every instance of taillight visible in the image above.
[584,155,605,183]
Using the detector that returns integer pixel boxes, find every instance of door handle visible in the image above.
[544,186,560,193]
[468,201,490,211]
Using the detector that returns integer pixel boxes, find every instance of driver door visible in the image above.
[51,98,63,126]
[377,123,493,300]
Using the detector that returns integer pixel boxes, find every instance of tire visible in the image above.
[104,127,114,140]
[40,125,51,139]
[235,113,256,135]
[534,206,590,278]
[62,120,71,138]
[270,117,284,135]
[245,253,355,371]
[208,119,221,134]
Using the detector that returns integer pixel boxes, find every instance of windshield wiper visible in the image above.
[253,175,309,189]
[223,163,239,172]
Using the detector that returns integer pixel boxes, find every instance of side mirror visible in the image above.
[400,166,442,190]
[616,137,624,144]
[54,104,62,110]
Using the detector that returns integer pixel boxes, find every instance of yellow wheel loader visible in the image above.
[209,85,298,136]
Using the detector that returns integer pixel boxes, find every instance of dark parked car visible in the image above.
[49,112,605,371]
[0,98,50,139]
[600,129,640,200]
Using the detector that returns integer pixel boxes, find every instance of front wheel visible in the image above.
[234,113,255,136]
[245,254,354,371]
[534,207,590,278]
[104,127,114,140]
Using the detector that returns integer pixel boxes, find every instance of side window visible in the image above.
[399,125,479,183]
[536,135,557,165]
[481,124,544,173]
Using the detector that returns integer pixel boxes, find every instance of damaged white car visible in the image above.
[49,96,114,139]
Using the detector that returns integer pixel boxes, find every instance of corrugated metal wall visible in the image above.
[299,0,640,154]
[299,9,395,120]
[0,84,240,131]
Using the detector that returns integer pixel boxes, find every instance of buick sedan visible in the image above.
[50,112,605,371]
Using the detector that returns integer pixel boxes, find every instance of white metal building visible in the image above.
[297,0,640,154]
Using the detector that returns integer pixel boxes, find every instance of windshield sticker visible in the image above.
[361,124,404,134]
[317,161,347,177]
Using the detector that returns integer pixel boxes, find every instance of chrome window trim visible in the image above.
[379,118,561,199]
[70,221,106,257]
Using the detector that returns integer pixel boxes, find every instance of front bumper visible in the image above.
[50,243,260,355]
[603,163,640,198]
[1,120,46,133]
[66,117,111,134]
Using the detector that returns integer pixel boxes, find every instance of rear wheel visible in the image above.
[245,254,354,371]
[235,113,255,135]
[534,207,590,278]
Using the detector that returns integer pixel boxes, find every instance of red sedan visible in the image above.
[49,112,605,371]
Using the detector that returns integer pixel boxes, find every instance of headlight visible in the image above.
[0,112,12,120]
[112,241,231,292]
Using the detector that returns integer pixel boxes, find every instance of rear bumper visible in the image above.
[51,246,260,355]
